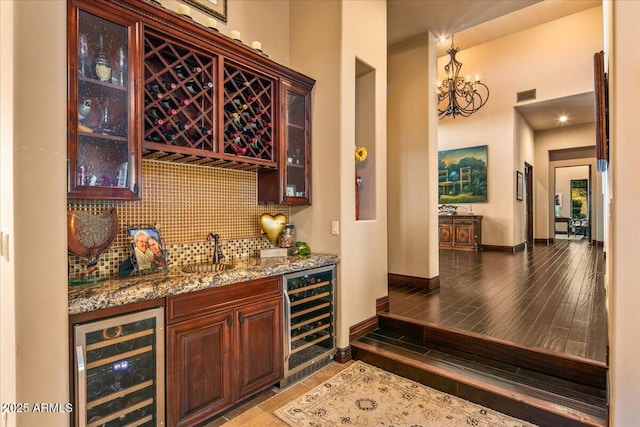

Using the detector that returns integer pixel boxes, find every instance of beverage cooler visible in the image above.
[282,266,336,386]
[73,307,165,426]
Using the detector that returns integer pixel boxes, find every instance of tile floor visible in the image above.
[204,361,354,426]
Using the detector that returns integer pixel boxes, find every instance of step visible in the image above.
[351,321,608,426]
[378,312,608,391]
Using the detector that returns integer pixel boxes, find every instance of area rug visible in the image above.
[274,361,536,427]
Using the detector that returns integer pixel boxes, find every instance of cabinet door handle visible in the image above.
[238,313,244,323]
[226,315,233,327]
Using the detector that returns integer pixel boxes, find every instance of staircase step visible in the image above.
[378,312,608,390]
[351,323,608,427]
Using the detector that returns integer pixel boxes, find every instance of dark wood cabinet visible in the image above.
[235,298,283,400]
[68,0,315,202]
[67,0,142,200]
[439,215,482,251]
[258,79,313,205]
[167,309,234,426]
[166,277,283,426]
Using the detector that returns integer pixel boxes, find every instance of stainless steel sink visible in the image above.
[182,263,235,274]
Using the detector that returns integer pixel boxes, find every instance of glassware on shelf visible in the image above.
[78,33,90,77]
[115,46,127,87]
[96,97,116,134]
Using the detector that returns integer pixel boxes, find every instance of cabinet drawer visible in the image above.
[167,276,282,324]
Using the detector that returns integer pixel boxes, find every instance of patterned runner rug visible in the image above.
[274,361,536,427]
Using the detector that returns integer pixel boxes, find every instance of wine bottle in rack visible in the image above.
[224,104,240,121]
[185,80,213,95]
[233,99,249,110]
[160,100,178,116]
[147,108,165,126]
[163,80,177,90]
[185,126,210,140]
[174,64,202,79]
[250,137,263,151]
[146,83,164,99]
[228,142,247,155]
[145,133,163,142]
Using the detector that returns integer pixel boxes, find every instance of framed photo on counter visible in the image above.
[124,225,168,275]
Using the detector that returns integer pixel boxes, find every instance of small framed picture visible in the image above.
[182,0,227,22]
[516,171,524,201]
[286,185,296,197]
[125,225,168,275]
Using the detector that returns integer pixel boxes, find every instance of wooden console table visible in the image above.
[439,215,482,251]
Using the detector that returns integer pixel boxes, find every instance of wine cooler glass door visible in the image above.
[284,266,335,378]
[74,307,165,427]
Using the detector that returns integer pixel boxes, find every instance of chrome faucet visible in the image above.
[207,233,225,264]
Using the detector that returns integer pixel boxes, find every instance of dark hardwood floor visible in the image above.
[388,239,607,363]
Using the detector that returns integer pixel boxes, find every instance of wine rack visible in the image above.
[283,266,335,384]
[222,62,275,161]
[143,30,216,153]
[74,307,165,427]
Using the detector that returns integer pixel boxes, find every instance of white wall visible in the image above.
[438,7,603,247]
[0,1,17,425]
[609,0,640,423]
[387,34,439,279]
[338,0,388,347]
[12,1,69,425]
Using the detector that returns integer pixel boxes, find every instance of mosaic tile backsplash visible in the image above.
[68,160,290,279]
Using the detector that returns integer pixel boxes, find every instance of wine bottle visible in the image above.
[160,100,178,116]
[163,80,177,90]
[233,99,249,110]
[146,83,164,99]
[92,35,112,82]
[147,108,165,126]
[145,133,163,142]
[188,126,212,139]
[174,64,202,79]
[185,80,213,95]
[228,142,247,155]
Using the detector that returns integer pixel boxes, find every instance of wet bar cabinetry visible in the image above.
[165,277,283,426]
[439,215,483,251]
[68,0,314,204]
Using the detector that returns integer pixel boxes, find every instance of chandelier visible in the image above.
[436,36,489,119]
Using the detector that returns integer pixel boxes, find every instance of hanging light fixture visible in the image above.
[436,35,489,119]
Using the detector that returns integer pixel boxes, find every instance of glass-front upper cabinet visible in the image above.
[282,81,311,205]
[258,80,312,205]
[68,1,141,200]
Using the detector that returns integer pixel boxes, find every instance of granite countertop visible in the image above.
[68,254,340,315]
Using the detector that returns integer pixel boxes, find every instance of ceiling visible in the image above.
[387,0,602,130]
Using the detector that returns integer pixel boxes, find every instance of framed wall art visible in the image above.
[438,145,488,204]
[516,170,523,201]
[182,0,227,22]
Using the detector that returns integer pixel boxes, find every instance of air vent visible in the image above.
[517,89,536,103]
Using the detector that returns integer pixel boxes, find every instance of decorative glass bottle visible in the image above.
[93,34,112,82]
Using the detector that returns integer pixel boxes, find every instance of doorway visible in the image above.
[524,162,533,247]
[554,165,591,241]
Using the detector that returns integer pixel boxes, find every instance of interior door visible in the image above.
[525,162,534,247]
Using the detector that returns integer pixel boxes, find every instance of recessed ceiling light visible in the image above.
[559,115,568,123]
